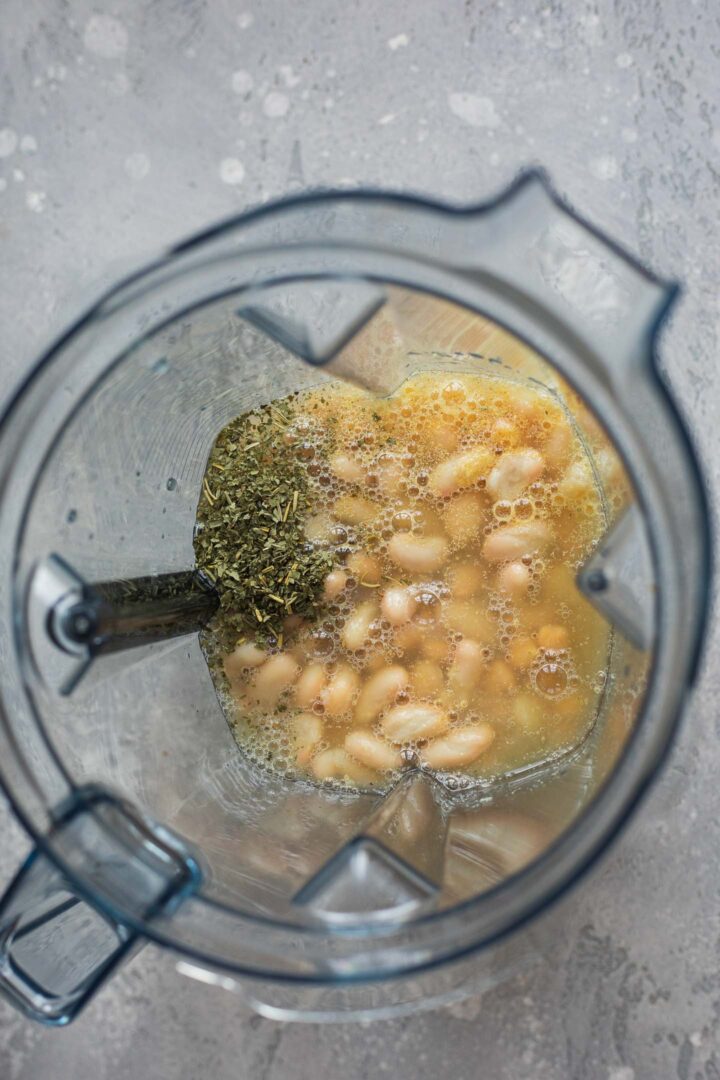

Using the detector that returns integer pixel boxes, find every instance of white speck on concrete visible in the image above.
[12,168,24,182]
[590,154,618,179]
[0,128,18,158]
[236,11,254,29]
[263,91,289,118]
[388,33,409,50]
[83,14,128,59]
[278,65,300,87]
[20,135,38,154]
[124,152,150,180]
[608,1068,635,1080]
[621,127,638,143]
[616,52,634,68]
[26,190,46,213]
[690,1031,703,1047]
[378,113,395,125]
[231,70,254,94]
[219,157,245,185]
[448,92,500,128]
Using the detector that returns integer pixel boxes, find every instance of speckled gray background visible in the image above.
[1,1,719,1077]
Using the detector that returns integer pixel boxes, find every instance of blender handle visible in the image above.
[0,786,202,1024]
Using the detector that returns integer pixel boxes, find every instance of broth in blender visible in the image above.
[196,371,611,791]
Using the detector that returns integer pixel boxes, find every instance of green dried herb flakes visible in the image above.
[194,400,334,647]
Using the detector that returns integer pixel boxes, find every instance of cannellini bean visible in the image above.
[345,730,402,771]
[224,642,267,680]
[497,561,531,595]
[332,494,379,526]
[341,600,379,651]
[442,600,493,641]
[558,459,593,502]
[323,664,361,716]
[537,624,569,650]
[508,636,540,670]
[294,663,328,708]
[513,693,543,730]
[382,703,449,743]
[323,569,348,600]
[443,493,485,546]
[354,665,409,724]
[428,446,495,497]
[487,448,545,501]
[485,659,516,694]
[420,632,451,664]
[381,585,418,625]
[448,638,486,693]
[250,653,300,707]
[422,724,496,769]
[311,747,378,785]
[293,712,324,766]
[346,550,382,585]
[410,660,444,699]
[388,533,448,573]
[483,521,550,562]
[329,452,364,483]
[448,561,484,599]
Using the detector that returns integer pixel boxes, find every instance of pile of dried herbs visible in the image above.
[194,399,334,649]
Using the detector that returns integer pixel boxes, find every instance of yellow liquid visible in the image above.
[209,371,611,790]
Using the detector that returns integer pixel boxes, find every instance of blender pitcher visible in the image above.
[0,172,710,1024]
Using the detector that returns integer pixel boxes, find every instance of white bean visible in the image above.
[483,521,550,562]
[323,569,348,600]
[345,730,401,771]
[497,560,531,595]
[557,459,593,502]
[294,663,327,708]
[381,586,418,625]
[341,600,379,651]
[250,653,300,707]
[487,448,544,501]
[323,664,361,717]
[224,642,267,680]
[428,446,494,497]
[448,638,485,693]
[293,712,324,766]
[332,494,379,526]
[310,747,377,785]
[346,550,382,585]
[387,533,448,574]
[354,665,409,724]
[381,703,449,743]
[422,724,496,769]
[375,454,404,496]
[329,452,364,483]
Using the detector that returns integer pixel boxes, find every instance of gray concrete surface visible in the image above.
[1,1,719,1077]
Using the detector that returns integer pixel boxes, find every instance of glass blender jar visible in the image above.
[0,172,710,1024]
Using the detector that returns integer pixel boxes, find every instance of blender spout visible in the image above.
[293,772,449,924]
